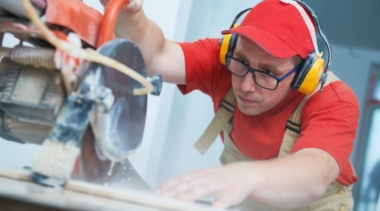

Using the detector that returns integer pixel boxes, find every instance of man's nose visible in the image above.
[240,72,257,93]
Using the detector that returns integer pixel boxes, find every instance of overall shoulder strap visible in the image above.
[288,71,341,125]
[194,88,235,154]
[279,71,341,157]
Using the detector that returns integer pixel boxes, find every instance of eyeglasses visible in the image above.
[226,56,300,90]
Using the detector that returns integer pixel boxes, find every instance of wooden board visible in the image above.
[0,168,219,211]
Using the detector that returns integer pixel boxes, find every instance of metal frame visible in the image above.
[353,64,380,210]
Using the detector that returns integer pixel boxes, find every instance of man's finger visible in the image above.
[212,194,240,210]
[99,0,112,7]
[157,172,220,200]
[123,0,144,13]
[176,181,220,202]
[31,0,46,9]
[158,176,208,197]
[157,169,205,192]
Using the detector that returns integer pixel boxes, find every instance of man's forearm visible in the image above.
[156,149,339,209]
[115,10,166,77]
[246,149,339,208]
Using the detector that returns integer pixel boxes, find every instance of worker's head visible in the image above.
[220,0,324,116]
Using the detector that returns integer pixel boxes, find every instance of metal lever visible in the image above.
[150,74,162,96]
[319,72,328,92]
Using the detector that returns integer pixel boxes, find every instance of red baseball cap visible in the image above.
[222,0,315,59]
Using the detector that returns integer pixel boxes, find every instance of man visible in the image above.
[101,0,359,210]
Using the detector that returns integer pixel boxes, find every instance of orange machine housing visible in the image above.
[44,0,103,48]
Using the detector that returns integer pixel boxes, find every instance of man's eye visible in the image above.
[236,58,247,65]
[264,69,273,75]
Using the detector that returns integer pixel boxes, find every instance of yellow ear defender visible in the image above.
[292,52,325,95]
[219,33,234,66]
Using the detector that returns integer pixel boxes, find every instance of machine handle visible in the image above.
[97,0,129,47]
[150,74,163,96]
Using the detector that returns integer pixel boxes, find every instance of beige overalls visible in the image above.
[194,72,354,211]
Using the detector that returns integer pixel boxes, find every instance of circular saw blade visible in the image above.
[84,38,147,162]
[78,127,152,192]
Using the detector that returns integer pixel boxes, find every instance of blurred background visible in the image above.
[0,0,379,210]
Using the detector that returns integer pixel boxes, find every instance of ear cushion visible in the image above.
[219,34,233,65]
[291,53,317,90]
[226,34,237,57]
[220,34,238,65]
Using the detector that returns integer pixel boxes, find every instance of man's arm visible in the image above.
[246,148,339,208]
[100,0,186,84]
[157,148,339,209]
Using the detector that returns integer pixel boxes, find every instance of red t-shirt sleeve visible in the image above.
[177,38,230,97]
[291,81,360,185]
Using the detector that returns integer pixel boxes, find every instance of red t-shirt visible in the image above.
[177,38,359,186]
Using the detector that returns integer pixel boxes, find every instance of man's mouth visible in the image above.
[237,96,257,105]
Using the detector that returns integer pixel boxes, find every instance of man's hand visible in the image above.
[156,163,255,209]
[99,0,144,14]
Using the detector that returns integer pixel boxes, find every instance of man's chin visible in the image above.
[236,102,263,116]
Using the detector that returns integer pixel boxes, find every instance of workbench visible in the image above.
[0,168,220,211]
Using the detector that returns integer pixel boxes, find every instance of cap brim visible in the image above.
[222,26,298,59]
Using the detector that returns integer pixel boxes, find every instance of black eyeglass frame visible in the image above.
[226,55,300,90]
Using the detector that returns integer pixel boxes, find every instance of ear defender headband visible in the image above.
[285,0,331,94]
[219,0,331,95]
[219,8,251,66]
